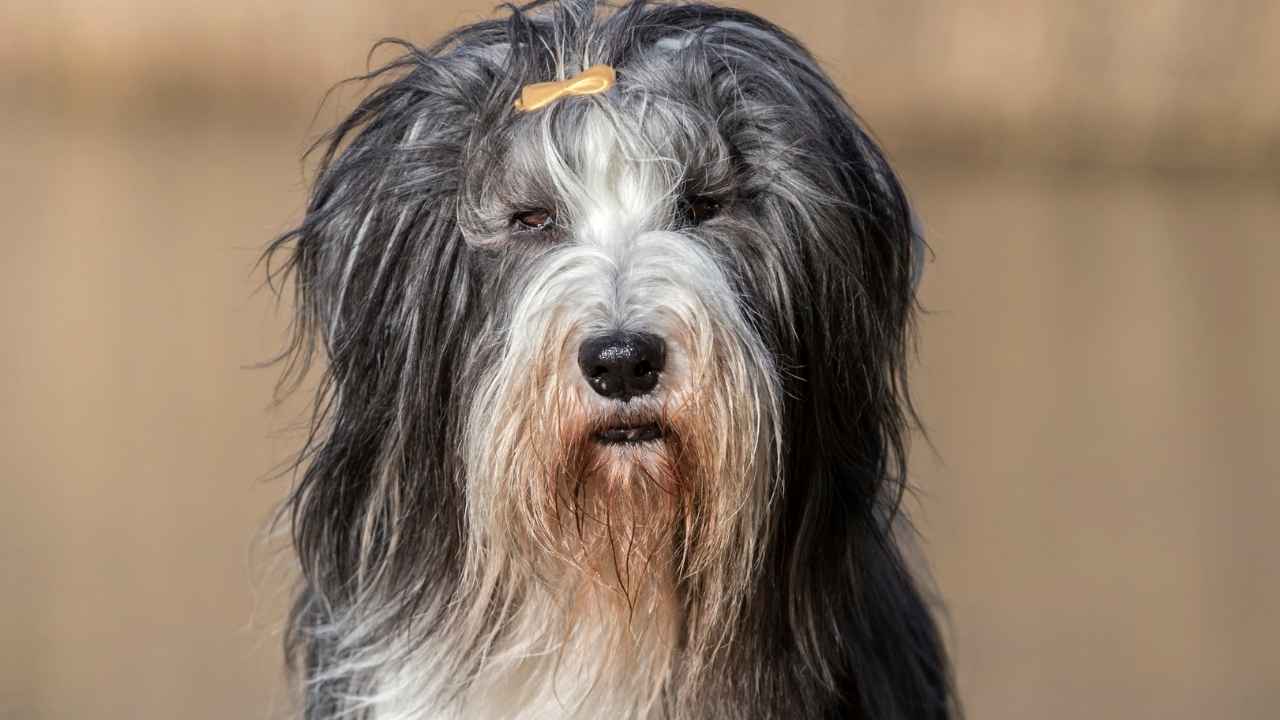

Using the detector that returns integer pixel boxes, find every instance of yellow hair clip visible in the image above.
[514,64,617,112]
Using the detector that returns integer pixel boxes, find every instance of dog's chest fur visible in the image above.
[376,586,681,720]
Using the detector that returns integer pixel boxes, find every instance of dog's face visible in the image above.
[272,2,934,716]
[459,91,784,606]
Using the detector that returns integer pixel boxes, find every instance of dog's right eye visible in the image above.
[512,209,556,233]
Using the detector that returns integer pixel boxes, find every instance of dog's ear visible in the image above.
[278,43,519,369]
[648,14,924,288]
[265,37,525,620]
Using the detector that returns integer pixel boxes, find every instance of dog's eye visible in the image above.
[681,195,721,226]
[512,209,556,233]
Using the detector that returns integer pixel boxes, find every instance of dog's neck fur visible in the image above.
[376,564,681,720]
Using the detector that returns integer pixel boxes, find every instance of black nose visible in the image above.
[577,332,666,401]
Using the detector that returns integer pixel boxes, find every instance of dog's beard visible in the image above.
[547,420,689,600]
[454,232,782,713]
[464,323,777,609]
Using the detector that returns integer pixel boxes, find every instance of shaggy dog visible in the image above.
[267,1,954,718]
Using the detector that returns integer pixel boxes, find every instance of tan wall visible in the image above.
[2,2,1276,719]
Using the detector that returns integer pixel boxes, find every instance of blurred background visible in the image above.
[2,1,1276,718]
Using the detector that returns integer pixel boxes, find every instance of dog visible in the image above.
[266,1,954,718]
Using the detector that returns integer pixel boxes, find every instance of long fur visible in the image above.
[265,1,955,718]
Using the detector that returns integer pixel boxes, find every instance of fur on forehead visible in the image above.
[457,47,750,217]
[447,2,901,223]
[460,100,734,237]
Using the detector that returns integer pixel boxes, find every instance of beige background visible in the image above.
[2,1,1277,718]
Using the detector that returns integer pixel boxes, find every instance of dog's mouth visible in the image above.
[592,421,664,445]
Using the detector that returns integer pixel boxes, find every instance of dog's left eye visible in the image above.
[681,195,721,226]
[512,209,556,233]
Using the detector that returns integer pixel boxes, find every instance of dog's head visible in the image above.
[271,1,935,716]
